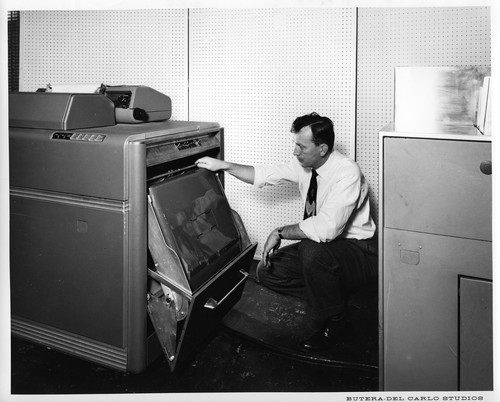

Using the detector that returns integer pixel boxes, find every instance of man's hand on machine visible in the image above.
[195,156,228,171]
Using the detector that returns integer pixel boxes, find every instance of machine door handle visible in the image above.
[480,160,492,175]
[204,270,249,310]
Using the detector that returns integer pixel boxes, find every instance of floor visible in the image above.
[11,329,378,395]
[9,264,379,396]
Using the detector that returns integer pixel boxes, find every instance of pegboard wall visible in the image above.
[19,8,356,257]
[17,7,491,256]
[189,8,357,255]
[356,7,491,222]
[19,9,189,120]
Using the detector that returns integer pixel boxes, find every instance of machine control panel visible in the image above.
[52,132,106,142]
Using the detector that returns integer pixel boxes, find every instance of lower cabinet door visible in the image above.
[382,228,492,391]
[459,277,493,391]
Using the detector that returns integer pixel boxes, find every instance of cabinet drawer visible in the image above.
[383,137,491,241]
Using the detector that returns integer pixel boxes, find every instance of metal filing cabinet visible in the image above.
[379,125,492,391]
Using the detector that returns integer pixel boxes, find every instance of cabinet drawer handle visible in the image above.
[480,160,492,175]
[204,269,249,310]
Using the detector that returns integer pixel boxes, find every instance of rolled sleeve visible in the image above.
[253,163,300,188]
[252,165,269,188]
[299,218,321,242]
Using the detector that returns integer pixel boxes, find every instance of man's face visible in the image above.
[292,126,326,169]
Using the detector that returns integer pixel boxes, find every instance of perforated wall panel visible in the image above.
[189,8,356,254]
[356,7,491,221]
[20,9,189,120]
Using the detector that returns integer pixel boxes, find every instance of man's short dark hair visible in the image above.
[291,112,335,153]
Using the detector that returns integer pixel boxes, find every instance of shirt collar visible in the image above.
[315,151,336,178]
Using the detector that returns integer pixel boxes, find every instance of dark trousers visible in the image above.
[257,237,378,327]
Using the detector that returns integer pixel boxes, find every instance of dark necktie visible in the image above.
[303,169,318,219]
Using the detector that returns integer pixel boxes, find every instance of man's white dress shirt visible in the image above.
[253,150,376,243]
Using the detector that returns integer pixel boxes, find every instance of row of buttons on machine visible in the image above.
[52,132,106,142]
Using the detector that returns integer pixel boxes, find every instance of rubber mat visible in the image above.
[222,277,378,371]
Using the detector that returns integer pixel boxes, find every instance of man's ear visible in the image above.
[320,143,329,156]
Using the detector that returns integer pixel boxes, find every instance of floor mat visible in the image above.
[222,277,379,371]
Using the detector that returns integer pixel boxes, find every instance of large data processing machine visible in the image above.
[9,89,257,373]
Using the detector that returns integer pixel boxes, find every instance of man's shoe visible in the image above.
[298,320,347,353]
[299,327,333,352]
